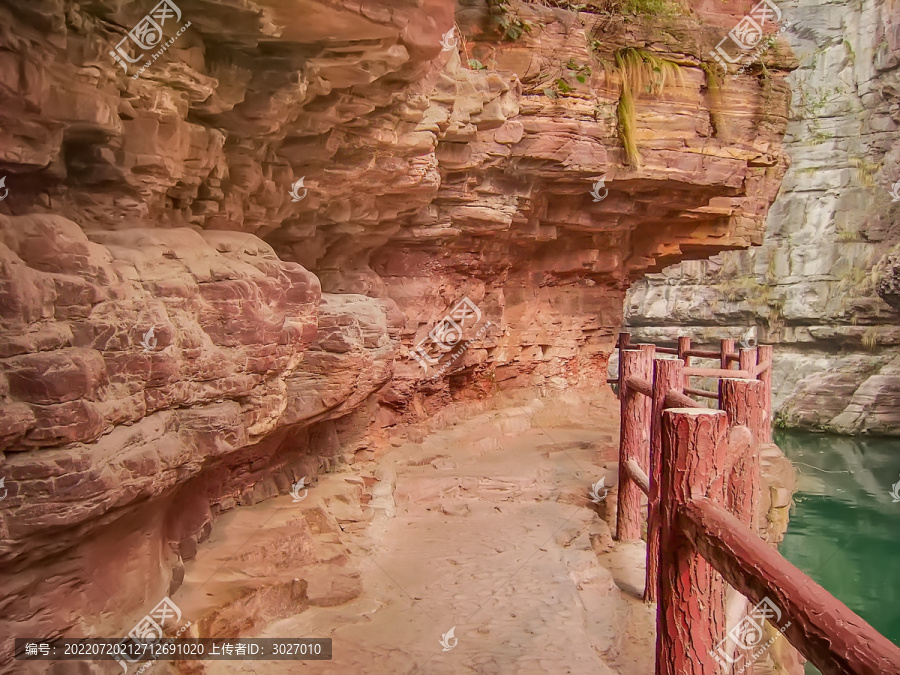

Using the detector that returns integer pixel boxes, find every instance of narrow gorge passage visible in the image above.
[6,0,897,671]
[176,393,655,675]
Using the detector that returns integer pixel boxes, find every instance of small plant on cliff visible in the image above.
[611,47,683,166]
[487,0,534,40]
[773,408,789,430]
[542,59,593,98]
[848,156,881,188]
[617,87,639,164]
[700,61,728,139]
[532,0,679,15]
[618,0,679,15]
[842,39,855,65]
[721,275,764,303]
[862,326,879,351]
[835,226,862,243]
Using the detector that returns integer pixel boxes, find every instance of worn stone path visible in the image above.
[176,398,656,675]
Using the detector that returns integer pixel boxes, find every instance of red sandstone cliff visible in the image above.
[0,0,794,666]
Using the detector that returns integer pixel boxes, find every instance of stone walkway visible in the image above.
[175,400,656,675]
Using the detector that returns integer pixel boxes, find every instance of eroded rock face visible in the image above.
[877,250,900,311]
[0,0,792,658]
[624,0,900,435]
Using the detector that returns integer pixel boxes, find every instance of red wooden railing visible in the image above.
[607,333,900,675]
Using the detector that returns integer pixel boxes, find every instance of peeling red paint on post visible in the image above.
[656,408,729,675]
[646,357,684,604]
[616,346,653,542]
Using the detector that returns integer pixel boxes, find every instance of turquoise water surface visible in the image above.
[776,430,900,674]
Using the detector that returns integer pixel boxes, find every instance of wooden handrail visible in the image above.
[681,498,900,674]
[682,350,751,364]
[608,335,772,440]
[751,359,772,376]
[611,333,776,618]
[609,335,873,675]
[615,340,753,361]
[624,375,652,397]
[664,390,704,409]
[684,348,723,359]
[685,366,753,378]
[626,459,650,495]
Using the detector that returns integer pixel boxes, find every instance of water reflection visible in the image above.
[776,430,900,674]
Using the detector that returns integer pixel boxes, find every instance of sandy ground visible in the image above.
[172,396,657,675]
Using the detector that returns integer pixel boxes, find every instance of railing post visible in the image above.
[617,332,631,399]
[677,336,691,387]
[720,378,764,528]
[738,347,756,376]
[616,347,652,542]
[657,408,729,675]
[719,377,766,671]
[645,357,684,604]
[756,344,773,442]
[718,338,734,407]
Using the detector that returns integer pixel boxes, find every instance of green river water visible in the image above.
[776,430,900,674]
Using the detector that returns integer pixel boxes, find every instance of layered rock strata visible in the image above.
[0,0,793,663]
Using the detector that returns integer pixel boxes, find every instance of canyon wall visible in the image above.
[625,0,900,435]
[0,0,793,664]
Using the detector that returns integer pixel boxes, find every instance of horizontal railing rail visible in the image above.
[625,459,650,496]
